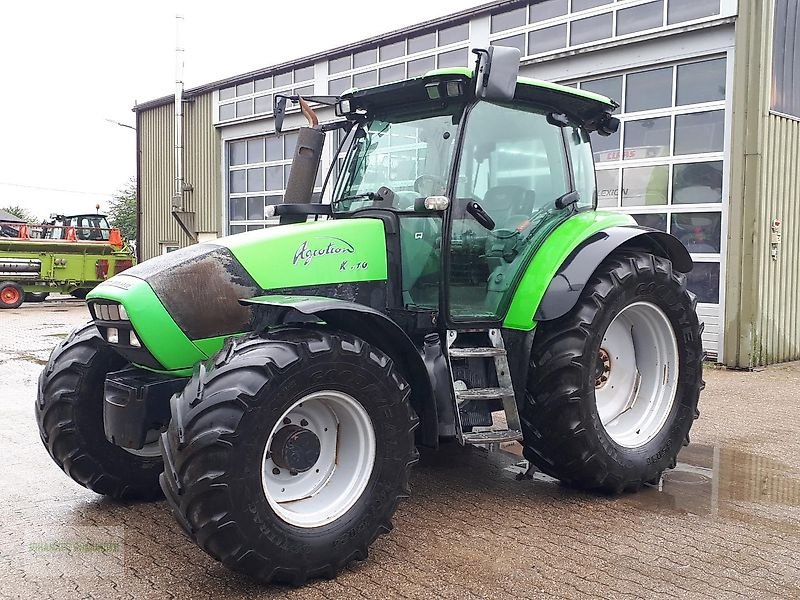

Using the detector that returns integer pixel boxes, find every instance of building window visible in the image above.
[616,1,664,36]
[529,24,565,54]
[491,6,527,33]
[490,0,722,59]
[677,58,727,105]
[438,22,469,46]
[227,132,327,232]
[409,32,436,54]
[570,13,613,45]
[572,0,612,11]
[216,60,317,123]
[625,67,673,112]
[574,56,728,315]
[530,0,568,23]
[771,0,800,117]
[667,0,721,25]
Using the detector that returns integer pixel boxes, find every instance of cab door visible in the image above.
[446,101,573,321]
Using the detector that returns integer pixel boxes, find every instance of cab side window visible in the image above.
[568,127,597,209]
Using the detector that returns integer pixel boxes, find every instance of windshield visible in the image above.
[332,110,462,212]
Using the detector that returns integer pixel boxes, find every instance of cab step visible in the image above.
[449,347,507,358]
[455,387,514,402]
[463,429,523,444]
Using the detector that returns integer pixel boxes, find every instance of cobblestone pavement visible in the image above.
[1,301,798,599]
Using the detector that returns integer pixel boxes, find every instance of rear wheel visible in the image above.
[0,281,24,309]
[35,323,164,499]
[521,251,703,493]
[25,292,49,303]
[160,328,418,585]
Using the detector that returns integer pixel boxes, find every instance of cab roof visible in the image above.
[341,68,617,131]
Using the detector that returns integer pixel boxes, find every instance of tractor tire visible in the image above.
[160,328,418,585]
[0,281,24,309]
[521,251,703,494]
[26,292,49,303]
[71,289,91,300]
[35,322,164,500]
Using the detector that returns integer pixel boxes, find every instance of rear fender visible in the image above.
[535,227,692,321]
[241,294,439,447]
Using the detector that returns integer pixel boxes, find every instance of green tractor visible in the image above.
[36,48,702,585]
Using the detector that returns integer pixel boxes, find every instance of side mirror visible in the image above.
[274,95,289,133]
[473,46,521,102]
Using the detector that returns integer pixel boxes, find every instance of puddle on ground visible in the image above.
[493,442,800,530]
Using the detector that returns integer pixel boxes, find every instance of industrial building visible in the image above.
[134,0,800,368]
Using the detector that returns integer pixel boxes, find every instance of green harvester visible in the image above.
[0,213,135,308]
[36,48,703,585]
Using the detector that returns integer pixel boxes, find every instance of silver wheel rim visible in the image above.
[594,301,679,448]
[123,429,161,458]
[261,390,376,528]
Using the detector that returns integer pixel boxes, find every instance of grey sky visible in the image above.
[0,0,487,220]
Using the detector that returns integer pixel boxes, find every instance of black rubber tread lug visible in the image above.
[521,251,704,494]
[35,322,164,500]
[160,327,418,585]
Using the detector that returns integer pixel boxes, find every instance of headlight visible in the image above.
[129,330,141,348]
[106,327,119,344]
[107,304,120,321]
[118,305,129,320]
[98,305,109,320]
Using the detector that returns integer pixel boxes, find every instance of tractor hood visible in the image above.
[87,218,388,371]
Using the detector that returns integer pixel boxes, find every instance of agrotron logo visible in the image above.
[293,236,355,266]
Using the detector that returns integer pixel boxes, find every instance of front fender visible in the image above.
[533,226,692,321]
[241,294,439,446]
[503,211,636,330]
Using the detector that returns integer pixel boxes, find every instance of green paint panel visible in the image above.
[503,211,636,331]
[217,219,388,289]
[87,275,207,370]
[423,67,474,78]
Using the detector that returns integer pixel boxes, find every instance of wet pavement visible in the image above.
[1,301,798,599]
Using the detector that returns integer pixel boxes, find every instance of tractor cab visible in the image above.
[330,69,607,323]
[44,213,114,242]
[273,49,613,339]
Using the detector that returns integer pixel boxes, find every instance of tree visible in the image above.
[2,205,35,223]
[108,177,137,241]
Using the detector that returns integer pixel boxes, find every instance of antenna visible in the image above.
[173,14,185,211]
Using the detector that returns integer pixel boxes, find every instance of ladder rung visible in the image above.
[463,429,523,444]
[455,387,514,401]
[449,347,507,358]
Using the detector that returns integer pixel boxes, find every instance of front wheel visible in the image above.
[160,328,418,585]
[35,323,164,499]
[521,251,703,493]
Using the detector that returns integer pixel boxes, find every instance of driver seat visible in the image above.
[482,185,536,230]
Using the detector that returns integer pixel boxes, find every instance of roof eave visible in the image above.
[133,0,527,112]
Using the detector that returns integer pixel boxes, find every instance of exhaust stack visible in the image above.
[281,98,326,224]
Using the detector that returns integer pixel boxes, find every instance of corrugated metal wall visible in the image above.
[137,91,220,260]
[752,115,800,365]
[184,93,221,235]
[726,0,800,367]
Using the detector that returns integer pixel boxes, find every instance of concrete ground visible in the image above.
[0,300,798,599]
